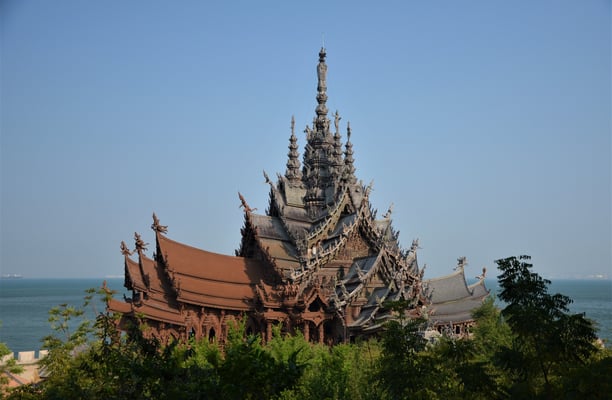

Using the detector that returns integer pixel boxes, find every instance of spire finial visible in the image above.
[286,116,302,183]
[291,115,295,136]
[343,122,356,185]
[315,47,329,131]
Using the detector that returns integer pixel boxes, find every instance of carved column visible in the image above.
[303,321,310,342]
[318,322,324,344]
[266,320,272,343]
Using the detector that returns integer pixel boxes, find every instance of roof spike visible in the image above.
[263,170,271,184]
[331,111,344,182]
[343,122,357,184]
[238,192,256,213]
[151,212,168,234]
[455,257,468,270]
[285,116,302,183]
[120,240,133,256]
[134,232,148,253]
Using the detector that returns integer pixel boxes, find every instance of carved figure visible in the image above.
[120,241,133,256]
[334,110,341,134]
[151,212,168,234]
[238,192,256,213]
[383,203,394,219]
[455,256,467,270]
[263,170,271,185]
[317,48,327,87]
[134,232,148,252]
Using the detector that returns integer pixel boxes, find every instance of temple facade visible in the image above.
[107,48,489,345]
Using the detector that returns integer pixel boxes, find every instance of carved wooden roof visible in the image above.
[108,48,489,339]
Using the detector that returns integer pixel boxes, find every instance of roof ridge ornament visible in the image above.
[238,192,256,213]
[120,240,133,256]
[383,203,394,219]
[455,256,467,270]
[151,212,168,234]
[134,232,149,253]
[476,267,487,280]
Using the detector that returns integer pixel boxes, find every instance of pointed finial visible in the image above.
[315,47,329,129]
[238,192,256,213]
[120,241,133,256]
[151,212,168,234]
[291,115,295,136]
[134,232,149,253]
[263,170,271,184]
[347,121,351,140]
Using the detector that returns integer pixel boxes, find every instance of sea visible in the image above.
[0,278,611,353]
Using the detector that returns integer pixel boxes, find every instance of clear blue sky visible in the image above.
[1,1,610,279]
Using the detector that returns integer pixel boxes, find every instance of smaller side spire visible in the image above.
[331,111,344,181]
[343,122,357,185]
[285,116,302,183]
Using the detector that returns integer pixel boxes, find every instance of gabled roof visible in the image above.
[124,255,146,292]
[156,232,265,310]
[424,267,490,325]
[425,268,472,304]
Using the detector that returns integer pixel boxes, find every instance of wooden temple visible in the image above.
[107,48,489,345]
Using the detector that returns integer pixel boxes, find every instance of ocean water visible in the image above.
[0,278,610,353]
[485,279,612,347]
[0,278,125,353]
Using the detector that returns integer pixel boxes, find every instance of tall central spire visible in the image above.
[302,48,342,217]
[315,47,330,133]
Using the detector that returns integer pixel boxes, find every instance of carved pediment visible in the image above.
[337,228,371,260]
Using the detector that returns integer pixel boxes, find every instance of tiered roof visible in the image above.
[107,48,489,343]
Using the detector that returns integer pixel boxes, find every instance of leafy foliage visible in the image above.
[4,257,612,399]
[495,255,600,399]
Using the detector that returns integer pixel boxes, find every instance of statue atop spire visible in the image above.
[315,47,329,133]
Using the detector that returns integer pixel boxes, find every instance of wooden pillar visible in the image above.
[318,322,324,344]
[266,320,273,343]
[303,321,310,342]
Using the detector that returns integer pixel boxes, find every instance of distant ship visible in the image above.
[0,274,23,279]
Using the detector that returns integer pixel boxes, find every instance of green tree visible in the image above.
[495,255,599,399]
[376,300,441,399]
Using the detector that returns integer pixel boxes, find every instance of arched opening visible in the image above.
[308,297,324,312]
[304,321,316,343]
[208,327,216,342]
